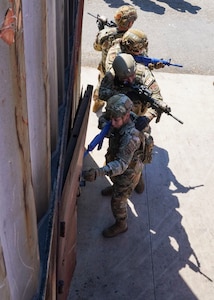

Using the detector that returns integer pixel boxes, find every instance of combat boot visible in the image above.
[101,186,113,196]
[102,220,128,238]
[135,174,145,194]
[92,99,105,113]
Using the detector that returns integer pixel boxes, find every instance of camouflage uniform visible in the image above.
[105,30,148,73]
[92,29,126,112]
[94,28,126,77]
[103,116,143,221]
[99,63,163,117]
[83,94,144,237]
[99,53,166,165]
[92,5,138,112]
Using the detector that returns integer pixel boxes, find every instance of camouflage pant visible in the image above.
[110,161,142,221]
[93,62,105,101]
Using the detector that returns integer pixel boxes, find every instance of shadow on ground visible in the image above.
[102,0,201,15]
[68,142,210,299]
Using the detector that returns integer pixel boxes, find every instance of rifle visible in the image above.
[186,251,213,282]
[133,55,183,68]
[132,84,184,124]
[84,121,111,157]
[87,12,117,30]
[187,260,213,282]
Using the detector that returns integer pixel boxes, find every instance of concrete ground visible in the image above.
[68,67,214,300]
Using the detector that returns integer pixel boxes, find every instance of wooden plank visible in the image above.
[57,85,92,300]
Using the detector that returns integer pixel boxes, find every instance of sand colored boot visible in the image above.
[92,99,105,113]
[92,89,105,113]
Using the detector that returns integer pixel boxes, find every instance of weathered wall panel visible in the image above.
[22,0,51,221]
[0,1,40,299]
[56,0,65,106]
[57,86,92,300]
[0,0,86,298]
[46,0,58,151]
[0,240,10,300]
[64,0,70,69]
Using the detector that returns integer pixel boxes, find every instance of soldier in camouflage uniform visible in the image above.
[105,28,163,73]
[99,53,166,120]
[92,5,138,113]
[83,94,144,237]
[99,53,170,193]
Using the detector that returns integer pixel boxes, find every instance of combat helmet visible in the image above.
[112,53,136,79]
[114,5,137,29]
[121,28,148,54]
[106,94,133,118]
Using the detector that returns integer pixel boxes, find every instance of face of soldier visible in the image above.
[111,112,130,129]
[120,73,136,85]
[130,45,146,56]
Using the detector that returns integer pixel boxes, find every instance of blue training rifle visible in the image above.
[133,55,183,68]
[84,121,111,157]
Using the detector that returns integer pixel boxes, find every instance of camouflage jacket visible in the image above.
[98,64,163,118]
[105,39,148,73]
[93,27,126,74]
[100,118,143,177]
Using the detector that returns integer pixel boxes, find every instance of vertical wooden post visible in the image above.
[0,2,40,298]
[22,1,51,220]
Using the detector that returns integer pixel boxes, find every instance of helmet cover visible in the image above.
[112,53,136,79]
[106,94,133,118]
[114,5,137,28]
[122,28,148,54]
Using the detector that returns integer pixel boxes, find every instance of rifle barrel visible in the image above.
[168,112,184,124]
[169,63,183,68]
[87,12,97,19]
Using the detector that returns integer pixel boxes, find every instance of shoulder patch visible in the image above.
[144,77,155,87]
[125,139,137,156]
[135,64,146,81]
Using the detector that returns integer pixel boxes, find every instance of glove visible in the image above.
[82,167,106,182]
[135,116,150,131]
[154,62,165,69]
[82,168,97,182]
[148,61,165,70]
[148,63,154,70]
[97,15,107,30]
